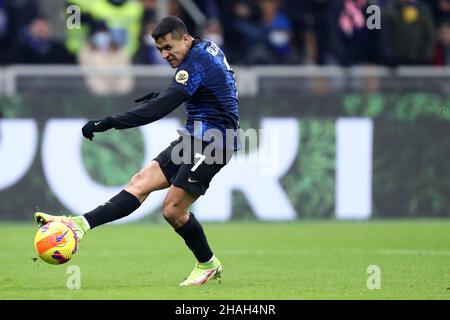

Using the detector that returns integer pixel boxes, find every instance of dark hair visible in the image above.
[90,20,109,35]
[151,16,188,41]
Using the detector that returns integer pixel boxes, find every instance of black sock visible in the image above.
[83,190,141,229]
[175,213,213,263]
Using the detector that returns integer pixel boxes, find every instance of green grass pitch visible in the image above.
[0,220,449,299]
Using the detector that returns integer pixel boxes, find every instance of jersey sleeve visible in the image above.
[169,54,205,97]
[111,88,187,129]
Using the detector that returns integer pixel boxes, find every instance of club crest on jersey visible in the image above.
[175,70,189,85]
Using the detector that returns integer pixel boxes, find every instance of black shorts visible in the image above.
[153,135,233,196]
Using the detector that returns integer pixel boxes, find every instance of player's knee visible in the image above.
[128,171,143,191]
[162,199,184,225]
[127,171,150,199]
[162,199,177,221]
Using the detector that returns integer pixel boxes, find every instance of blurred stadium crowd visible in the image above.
[1,0,450,67]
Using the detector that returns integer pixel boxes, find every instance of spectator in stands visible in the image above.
[140,0,158,23]
[365,0,394,66]
[134,19,167,64]
[14,15,75,64]
[195,0,221,19]
[284,0,341,65]
[78,21,134,95]
[64,0,98,56]
[216,0,264,64]
[66,0,143,59]
[255,0,298,64]
[384,0,435,65]
[167,0,221,36]
[283,0,393,66]
[284,0,319,65]
[333,0,391,66]
[202,18,225,50]
[167,0,198,35]
[220,0,298,64]
[433,19,450,65]
[0,0,40,64]
[425,0,450,25]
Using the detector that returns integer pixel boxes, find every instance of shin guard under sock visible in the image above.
[83,190,141,229]
[175,212,213,263]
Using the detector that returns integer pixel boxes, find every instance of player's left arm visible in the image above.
[81,88,187,140]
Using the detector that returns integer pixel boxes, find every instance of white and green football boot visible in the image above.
[34,211,90,242]
[180,255,223,286]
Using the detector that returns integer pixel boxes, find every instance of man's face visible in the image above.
[30,19,51,40]
[155,32,191,68]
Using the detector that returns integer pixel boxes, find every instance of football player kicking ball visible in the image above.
[34,16,240,286]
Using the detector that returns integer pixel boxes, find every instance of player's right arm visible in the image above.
[111,87,186,129]
[81,87,187,140]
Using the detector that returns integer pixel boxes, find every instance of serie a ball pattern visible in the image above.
[34,221,78,265]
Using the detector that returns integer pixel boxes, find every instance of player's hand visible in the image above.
[134,91,160,103]
[82,117,114,141]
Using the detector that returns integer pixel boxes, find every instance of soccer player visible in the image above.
[34,16,240,286]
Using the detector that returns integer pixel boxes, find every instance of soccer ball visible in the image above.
[34,221,78,265]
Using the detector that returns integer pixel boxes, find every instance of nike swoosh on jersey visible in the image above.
[94,121,102,126]
[188,177,200,183]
